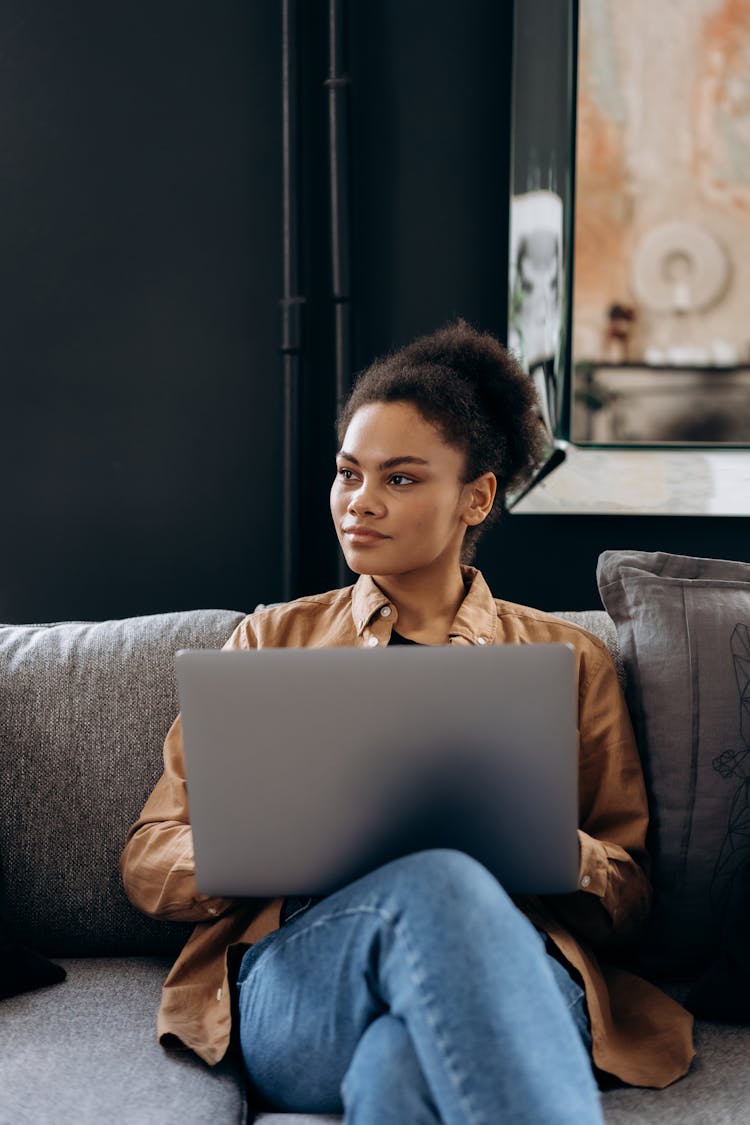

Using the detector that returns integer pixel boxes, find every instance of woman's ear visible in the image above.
[463,472,497,526]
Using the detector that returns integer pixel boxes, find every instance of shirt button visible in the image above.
[580,875,591,888]
[476,636,487,645]
[367,635,379,647]
[380,606,392,617]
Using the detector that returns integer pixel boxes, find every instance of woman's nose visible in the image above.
[348,481,384,517]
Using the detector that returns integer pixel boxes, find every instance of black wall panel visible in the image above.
[1,1,283,620]
[348,1,512,369]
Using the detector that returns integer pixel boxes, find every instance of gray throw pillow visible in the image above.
[597,549,750,977]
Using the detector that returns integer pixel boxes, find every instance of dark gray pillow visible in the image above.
[597,549,750,977]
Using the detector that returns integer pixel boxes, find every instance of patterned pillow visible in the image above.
[597,549,750,977]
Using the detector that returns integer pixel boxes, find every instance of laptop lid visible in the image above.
[175,643,579,898]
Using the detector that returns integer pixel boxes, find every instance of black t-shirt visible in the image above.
[388,630,424,646]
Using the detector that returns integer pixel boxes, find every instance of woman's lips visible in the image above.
[343,527,388,544]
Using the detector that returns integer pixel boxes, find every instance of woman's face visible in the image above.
[330,401,479,579]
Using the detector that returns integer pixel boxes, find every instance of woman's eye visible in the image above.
[389,474,415,486]
[337,467,355,481]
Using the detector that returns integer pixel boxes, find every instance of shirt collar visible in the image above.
[350,566,497,645]
[351,574,393,637]
[449,566,498,645]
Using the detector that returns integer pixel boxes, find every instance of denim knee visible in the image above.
[375,848,514,922]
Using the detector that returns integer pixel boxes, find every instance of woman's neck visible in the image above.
[373,566,468,645]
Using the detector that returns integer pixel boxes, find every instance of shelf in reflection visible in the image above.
[572,363,750,446]
[512,444,750,516]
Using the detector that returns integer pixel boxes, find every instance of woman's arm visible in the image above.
[547,647,652,948]
[120,620,255,923]
[120,715,237,922]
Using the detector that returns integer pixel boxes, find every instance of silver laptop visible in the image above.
[175,643,579,898]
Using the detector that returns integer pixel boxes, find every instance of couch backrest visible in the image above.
[552,610,624,687]
[0,606,619,958]
[0,609,245,957]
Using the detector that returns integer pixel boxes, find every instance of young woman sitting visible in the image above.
[121,320,694,1124]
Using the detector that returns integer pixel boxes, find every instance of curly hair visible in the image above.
[337,320,545,561]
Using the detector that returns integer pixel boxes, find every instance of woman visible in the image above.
[121,321,694,1124]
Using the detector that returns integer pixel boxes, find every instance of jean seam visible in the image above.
[391,913,485,1125]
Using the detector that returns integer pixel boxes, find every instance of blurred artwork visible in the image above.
[572,0,750,447]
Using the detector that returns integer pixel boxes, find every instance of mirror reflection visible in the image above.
[571,0,750,446]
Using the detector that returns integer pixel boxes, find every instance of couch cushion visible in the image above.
[15,964,747,1125]
[597,550,750,976]
[600,1017,750,1123]
[0,609,245,956]
[1,957,248,1125]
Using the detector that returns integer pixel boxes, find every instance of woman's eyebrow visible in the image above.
[336,451,430,470]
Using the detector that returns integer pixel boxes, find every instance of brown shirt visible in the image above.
[120,568,694,1087]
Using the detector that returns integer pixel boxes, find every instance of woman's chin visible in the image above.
[337,546,366,575]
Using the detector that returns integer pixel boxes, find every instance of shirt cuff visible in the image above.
[194,894,235,919]
[576,829,610,896]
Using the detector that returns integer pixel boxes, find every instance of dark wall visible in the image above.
[1,2,746,621]
[1,1,283,621]
[348,3,512,365]
[476,515,749,610]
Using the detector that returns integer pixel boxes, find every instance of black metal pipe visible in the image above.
[326,0,353,586]
[280,0,304,600]
[326,0,352,412]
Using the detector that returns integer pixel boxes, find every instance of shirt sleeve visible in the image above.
[119,619,256,923]
[545,646,652,948]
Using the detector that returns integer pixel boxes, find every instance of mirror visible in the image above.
[571,0,750,447]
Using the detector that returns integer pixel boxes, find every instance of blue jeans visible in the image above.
[237,850,604,1124]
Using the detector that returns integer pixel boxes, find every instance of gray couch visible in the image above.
[1,600,749,1125]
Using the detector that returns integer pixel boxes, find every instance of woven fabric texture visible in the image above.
[0,609,245,956]
[1,956,247,1125]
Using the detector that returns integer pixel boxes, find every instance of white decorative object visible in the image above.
[509,190,563,369]
[631,221,729,314]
